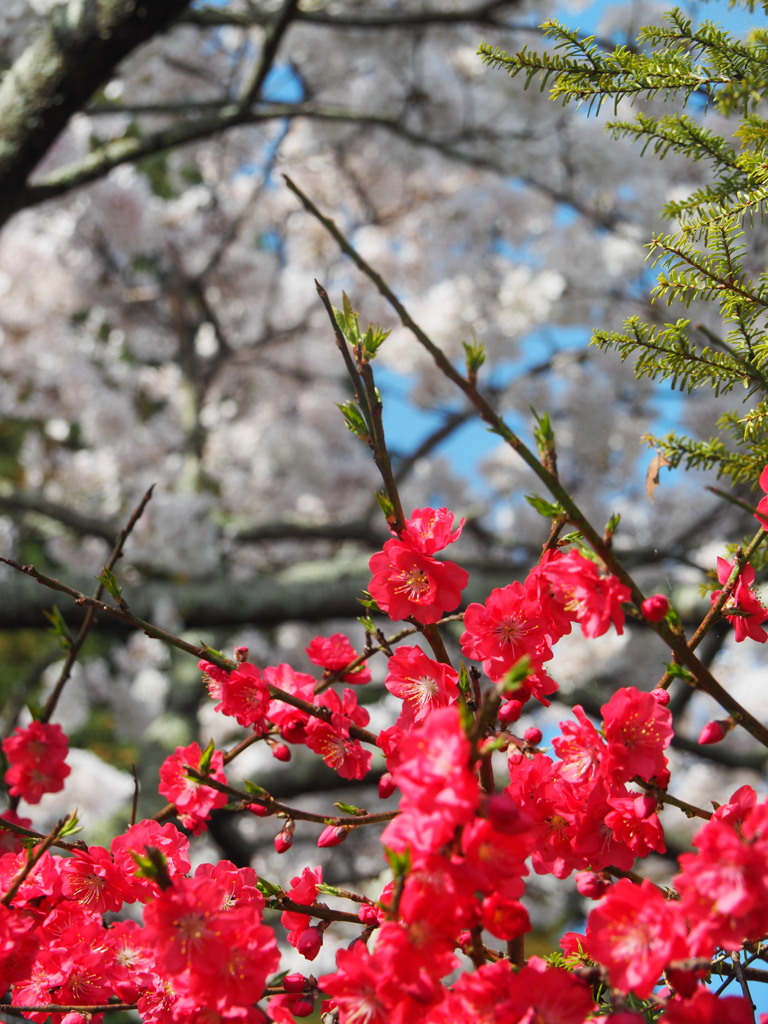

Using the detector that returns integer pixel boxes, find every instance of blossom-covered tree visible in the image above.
[2,1,768,1020]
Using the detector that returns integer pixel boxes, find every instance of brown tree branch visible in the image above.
[0,0,194,228]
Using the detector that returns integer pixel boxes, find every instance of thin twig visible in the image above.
[41,485,155,724]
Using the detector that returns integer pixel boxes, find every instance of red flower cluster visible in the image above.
[2,721,71,804]
[368,507,469,623]
[3,501,768,1024]
[460,547,631,705]
[711,555,768,642]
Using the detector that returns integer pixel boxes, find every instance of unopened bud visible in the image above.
[297,925,323,961]
[274,820,295,853]
[650,687,670,706]
[634,793,657,818]
[317,825,347,848]
[641,594,669,622]
[575,871,609,899]
[524,726,543,746]
[283,973,307,994]
[271,742,291,762]
[498,699,524,724]
[358,903,379,925]
[378,772,396,799]
[698,720,729,745]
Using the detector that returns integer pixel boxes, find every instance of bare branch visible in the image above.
[181,2,525,31]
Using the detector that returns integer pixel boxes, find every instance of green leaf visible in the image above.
[57,812,82,838]
[458,662,473,697]
[525,493,564,518]
[498,655,533,694]
[463,338,486,377]
[361,324,390,360]
[384,846,411,878]
[26,700,45,721]
[256,876,284,898]
[664,661,695,683]
[316,882,345,897]
[243,779,268,797]
[604,512,621,537]
[334,292,361,344]
[336,401,370,441]
[334,801,363,815]
[96,568,122,601]
[200,642,228,664]
[42,605,72,649]
[375,491,395,520]
[198,738,216,774]
[531,408,554,449]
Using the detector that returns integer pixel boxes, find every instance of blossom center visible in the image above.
[395,566,431,600]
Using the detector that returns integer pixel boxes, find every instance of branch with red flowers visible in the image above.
[173,767,397,830]
[0,557,377,747]
[286,175,768,751]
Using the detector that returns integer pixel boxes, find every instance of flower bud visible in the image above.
[524,726,543,746]
[274,821,295,853]
[358,903,379,925]
[575,871,609,899]
[498,699,524,724]
[650,687,670,706]
[283,973,307,994]
[234,646,249,662]
[297,925,323,961]
[633,792,657,818]
[698,720,728,745]
[378,772,396,799]
[641,594,669,622]
[291,998,314,1018]
[317,825,347,848]
[271,742,291,762]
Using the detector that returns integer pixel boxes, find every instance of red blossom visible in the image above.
[641,594,670,621]
[60,845,128,914]
[460,582,555,685]
[281,866,324,957]
[368,538,468,624]
[480,892,530,940]
[110,819,191,902]
[698,719,729,745]
[306,633,371,684]
[305,688,372,780]
[754,464,768,530]
[540,548,632,638]
[381,706,479,856]
[584,878,687,998]
[0,810,33,854]
[398,507,464,554]
[201,660,271,728]
[660,987,755,1024]
[601,686,673,784]
[711,556,768,642]
[158,741,229,834]
[264,663,316,743]
[384,645,459,725]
